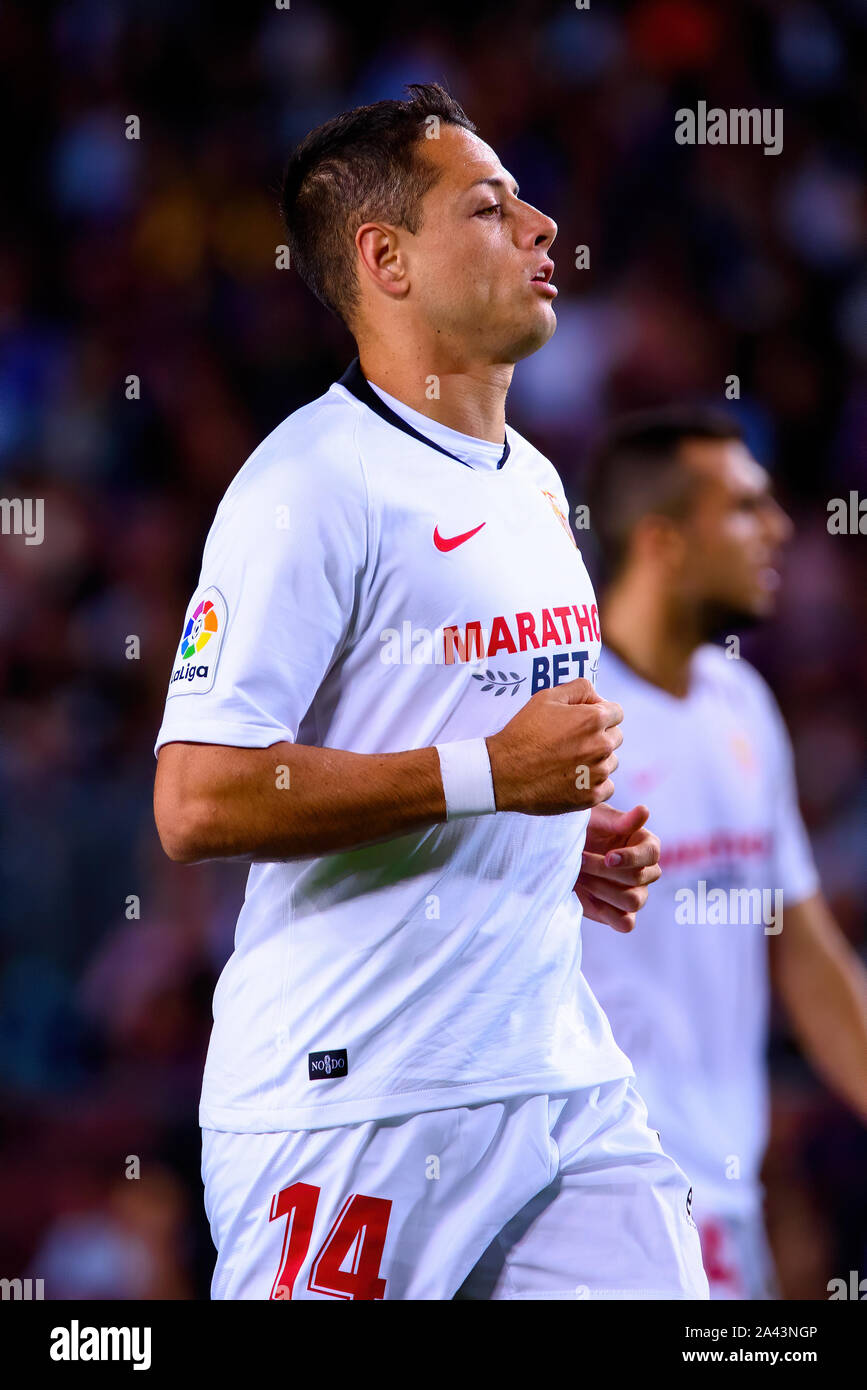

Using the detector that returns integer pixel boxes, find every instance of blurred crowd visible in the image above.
[0,0,865,1298]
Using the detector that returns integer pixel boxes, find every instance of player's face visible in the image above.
[404,125,559,363]
[676,440,794,621]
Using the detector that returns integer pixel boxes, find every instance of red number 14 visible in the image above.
[269,1182,392,1300]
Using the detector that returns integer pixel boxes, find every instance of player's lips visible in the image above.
[757,566,781,592]
[530,260,557,297]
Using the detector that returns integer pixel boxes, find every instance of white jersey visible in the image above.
[580,645,819,1217]
[155,359,632,1132]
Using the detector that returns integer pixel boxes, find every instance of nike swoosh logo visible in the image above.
[433,522,486,552]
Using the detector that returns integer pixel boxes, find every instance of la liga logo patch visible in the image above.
[167,586,227,697]
[181,597,219,660]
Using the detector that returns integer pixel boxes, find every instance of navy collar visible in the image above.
[336,357,510,470]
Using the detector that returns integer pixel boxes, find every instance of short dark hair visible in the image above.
[278,82,477,329]
[585,406,745,578]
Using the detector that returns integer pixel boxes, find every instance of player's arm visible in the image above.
[155,739,446,862]
[768,892,867,1122]
[154,677,623,863]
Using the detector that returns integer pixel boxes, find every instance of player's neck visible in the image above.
[355,335,511,445]
[600,577,703,699]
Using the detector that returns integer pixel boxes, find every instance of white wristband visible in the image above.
[435,738,497,819]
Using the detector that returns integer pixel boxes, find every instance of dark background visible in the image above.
[0,0,865,1298]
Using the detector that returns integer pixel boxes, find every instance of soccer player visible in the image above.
[153,85,707,1300]
[580,410,867,1298]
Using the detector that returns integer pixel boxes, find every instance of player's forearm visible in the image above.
[786,967,867,1122]
[773,895,867,1122]
[155,740,448,863]
[154,678,622,863]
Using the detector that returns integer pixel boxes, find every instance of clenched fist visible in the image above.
[485,677,623,815]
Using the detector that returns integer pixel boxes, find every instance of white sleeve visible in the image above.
[153,447,368,755]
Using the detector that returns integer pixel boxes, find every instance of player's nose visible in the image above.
[520,201,557,250]
[535,212,557,250]
[767,497,794,545]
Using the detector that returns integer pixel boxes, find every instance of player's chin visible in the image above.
[742,584,778,619]
[725,596,775,633]
[507,306,557,361]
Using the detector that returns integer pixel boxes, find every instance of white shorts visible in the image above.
[202,1075,709,1300]
[697,1212,779,1301]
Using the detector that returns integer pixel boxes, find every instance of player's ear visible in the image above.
[635,515,686,572]
[355,223,410,303]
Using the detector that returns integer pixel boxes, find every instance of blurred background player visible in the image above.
[580,409,867,1299]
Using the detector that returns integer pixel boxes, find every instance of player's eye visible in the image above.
[475,203,502,217]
